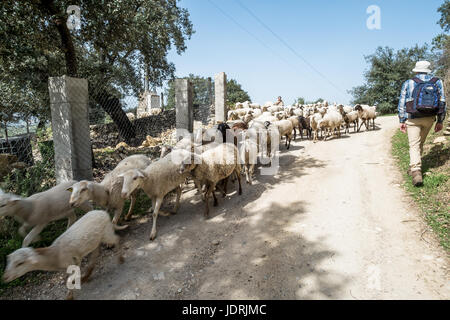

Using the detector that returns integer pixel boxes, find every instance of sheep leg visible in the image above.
[81,247,100,284]
[204,185,213,218]
[293,127,297,140]
[22,224,46,247]
[149,197,164,241]
[112,203,124,225]
[235,167,243,195]
[212,188,218,207]
[67,212,77,229]
[18,224,29,237]
[171,186,182,214]
[124,195,136,221]
[244,165,250,184]
[248,164,254,185]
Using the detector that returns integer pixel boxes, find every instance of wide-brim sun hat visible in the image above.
[412,60,431,73]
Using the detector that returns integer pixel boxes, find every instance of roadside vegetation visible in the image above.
[391,122,449,251]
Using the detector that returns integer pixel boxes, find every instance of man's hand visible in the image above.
[435,123,443,133]
[399,123,407,133]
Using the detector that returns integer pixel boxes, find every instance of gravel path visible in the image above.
[2,116,449,300]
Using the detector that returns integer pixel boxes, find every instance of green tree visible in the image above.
[349,45,432,114]
[0,1,193,143]
[295,97,306,105]
[433,0,450,78]
[165,76,250,109]
[226,79,251,105]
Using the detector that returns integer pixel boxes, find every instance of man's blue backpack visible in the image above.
[406,77,441,115]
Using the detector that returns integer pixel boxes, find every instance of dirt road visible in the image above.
[6,116,449,299]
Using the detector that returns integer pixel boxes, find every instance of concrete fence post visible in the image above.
[175,78,193,137]
[48,75,93,184]
[214,72,227,123]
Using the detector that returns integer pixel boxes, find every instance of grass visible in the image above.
[391,126,449,251]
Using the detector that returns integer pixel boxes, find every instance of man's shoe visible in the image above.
[412,170,423,187]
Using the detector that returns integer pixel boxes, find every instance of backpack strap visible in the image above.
[429,77,439,84]
[412,77,423,84]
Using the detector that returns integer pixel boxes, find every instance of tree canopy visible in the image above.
[164,75,251,109]
[349,45,432,114]
[0,0,194,142]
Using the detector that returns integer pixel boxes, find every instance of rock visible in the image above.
[443,130,450,136]
[433,136,447,144]
[115,142,129,150]
[10,162,27,170]
[0,153,18,177]
[212,240,220,246]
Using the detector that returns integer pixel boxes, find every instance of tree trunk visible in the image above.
[40,0,77,76]
[94,92,136,144]
[4,121,8,144]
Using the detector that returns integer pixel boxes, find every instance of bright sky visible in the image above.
[165,0,444,105]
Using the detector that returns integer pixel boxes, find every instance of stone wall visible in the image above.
[90,109,176,149]
[90,104,214,149]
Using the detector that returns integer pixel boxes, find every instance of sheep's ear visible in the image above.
[67,187,73,193]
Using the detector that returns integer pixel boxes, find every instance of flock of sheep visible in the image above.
[0,99,378,299]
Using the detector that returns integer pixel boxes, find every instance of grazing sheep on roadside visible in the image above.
[69,155,151,225]
[2,210,125,300]
[178,143,242,218]
[119,149,194,240]
[354,104,377,131]
[0,181,92,247]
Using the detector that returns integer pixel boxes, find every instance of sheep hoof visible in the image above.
[149,233,157,241]
[66,291,74,300]
[118,255,125,264]
[81,274,92,284]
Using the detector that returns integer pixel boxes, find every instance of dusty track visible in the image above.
[4,116,449,299]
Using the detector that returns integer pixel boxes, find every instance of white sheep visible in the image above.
[238,129,258,185]
[118,149,194,240]
[68,155,151,225]
[273,119,293,149]
[178,143,242,218]
[3,210,125,300]
[310,112,323,142]
[0,181,92,247]
[317,110,344,141]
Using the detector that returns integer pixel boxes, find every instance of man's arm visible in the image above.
[398,80,408,123]
[437,79,446,124]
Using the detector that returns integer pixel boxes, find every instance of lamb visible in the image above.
[354,104,377,131]
[3,210,125,300]
[68,154,151,225]
[0,181,92,247]
[119,149,194,240]
[178,143,242,218]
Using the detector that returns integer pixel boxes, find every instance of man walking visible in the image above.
[398,60,446,186]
